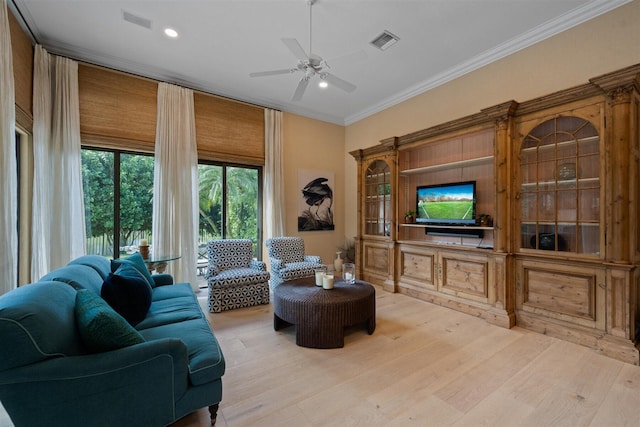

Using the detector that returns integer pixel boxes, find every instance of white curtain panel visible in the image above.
[264,108,285,238]
[152,82,198,290]
[31,45,86,280]
[0,0,17,295]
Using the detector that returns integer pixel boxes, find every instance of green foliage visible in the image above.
[82,151,154,247]
[82,150,114,239]
[83,151,260,256]
[197,165,259,245]
[119,154,154,244]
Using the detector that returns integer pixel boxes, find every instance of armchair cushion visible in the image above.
[101,264,152,326]
[75,289,145,353]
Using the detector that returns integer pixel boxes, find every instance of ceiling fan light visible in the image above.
[318,80,328,89]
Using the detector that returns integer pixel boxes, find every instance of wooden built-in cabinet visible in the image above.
[351,64,640,364]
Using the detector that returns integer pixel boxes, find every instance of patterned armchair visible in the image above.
[205,239,270,313]
[266,237,323,289]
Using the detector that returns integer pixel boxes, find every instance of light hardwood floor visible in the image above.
[170,286,640,427]
[2,286,639,427]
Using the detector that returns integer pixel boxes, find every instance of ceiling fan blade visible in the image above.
[323,73,357,93]
[292,78,310,102]
[282,38,308,62]
[249,69,294,78]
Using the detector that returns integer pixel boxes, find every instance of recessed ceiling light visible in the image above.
[318,81,328,89]
[164,27,179,38]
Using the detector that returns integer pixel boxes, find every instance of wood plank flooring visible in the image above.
[2,285,639,426]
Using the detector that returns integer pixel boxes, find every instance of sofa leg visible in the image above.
[208,403,219,426]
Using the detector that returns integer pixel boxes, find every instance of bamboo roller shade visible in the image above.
[9,9,33,129]
[78,64,265,164]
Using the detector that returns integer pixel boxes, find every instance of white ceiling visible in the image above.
[9,0,631,125]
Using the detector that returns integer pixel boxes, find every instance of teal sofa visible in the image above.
[0,254,225,427]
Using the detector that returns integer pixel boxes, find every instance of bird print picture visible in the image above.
[298,170,335,231]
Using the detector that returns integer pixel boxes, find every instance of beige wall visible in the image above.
[343,0,640,239]
[281,112,346,267]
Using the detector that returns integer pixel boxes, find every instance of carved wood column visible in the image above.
[349,149,365,279]
[482,101,518,254]
[591,66,640,264]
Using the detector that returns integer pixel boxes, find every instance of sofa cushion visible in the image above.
[67,255,111,280]
[39,264,105,294]
[136,295,203,330]
[75,289,145,353]
[0,281,83,371]
[138,318,225,386]
[101,264,153,326]
[111,253,155,288]
[151,282,196,302]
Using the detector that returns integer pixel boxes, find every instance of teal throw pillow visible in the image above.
[101,264,152,326]
[111,252,155,288]
[74,289,145,353]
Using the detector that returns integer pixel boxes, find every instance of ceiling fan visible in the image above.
[249,0,356,102]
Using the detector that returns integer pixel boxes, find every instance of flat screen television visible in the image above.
[416,181,477,225]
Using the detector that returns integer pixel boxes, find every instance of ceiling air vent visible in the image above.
[122,10,152,30]
[370,30,399,51]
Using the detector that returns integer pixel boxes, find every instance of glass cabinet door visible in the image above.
[520,116,600,255]
[364,160,391,236]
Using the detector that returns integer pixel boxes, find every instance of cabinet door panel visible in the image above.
[398,246,436,291]
[516,259,605,330]
[363,241,390,275]
[440,252,490,303]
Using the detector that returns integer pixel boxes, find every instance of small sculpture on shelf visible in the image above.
[404,210,416,224]
[477,214,493,227]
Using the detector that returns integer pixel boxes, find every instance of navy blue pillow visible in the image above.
[101,264,152,326]
[111,253,155,288]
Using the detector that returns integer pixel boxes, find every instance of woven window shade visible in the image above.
[78,63,265,164]
[78,64,157,152]
[194,92,264,165]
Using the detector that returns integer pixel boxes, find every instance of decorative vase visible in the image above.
[334,251,343,273]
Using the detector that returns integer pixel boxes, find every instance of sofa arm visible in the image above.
[0,339,190,426]
[249,260,267,271]
[152,273,174,286]
[304,255,322,264]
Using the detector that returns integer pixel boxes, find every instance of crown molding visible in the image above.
[344,0,633,126]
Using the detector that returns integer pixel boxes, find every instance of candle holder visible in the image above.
[343,263,355,284]
[139,245,150,260]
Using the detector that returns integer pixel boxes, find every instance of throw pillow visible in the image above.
[74,289,145,353]
[111,252,155,288]
[101,264,152,326]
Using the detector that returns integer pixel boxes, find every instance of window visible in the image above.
[82,148,153,258]
[198,163,262,258]
[82,149,263,261]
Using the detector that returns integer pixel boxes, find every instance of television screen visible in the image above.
[416,181,476,225]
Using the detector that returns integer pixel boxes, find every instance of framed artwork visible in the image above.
[298,170,335,231]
